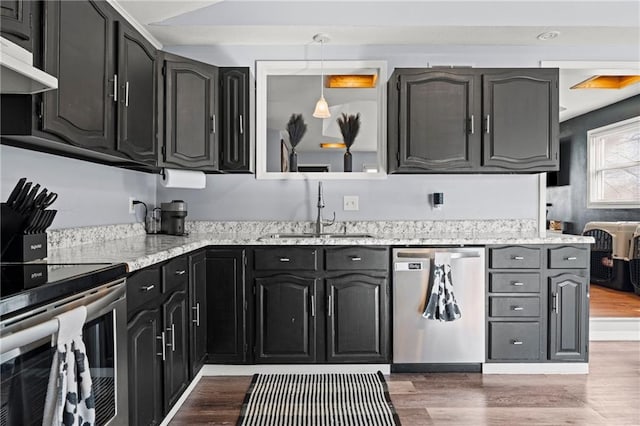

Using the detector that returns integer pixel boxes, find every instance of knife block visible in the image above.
[0,203,47,262]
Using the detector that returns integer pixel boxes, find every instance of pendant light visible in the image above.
[312,33,331,119]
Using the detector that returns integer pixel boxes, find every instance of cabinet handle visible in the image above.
[512,256,525,260]
[279,257,290,262]
[553,293,559,313]
[512,306,524,311]
[166,323,175,352]
[511,340,524,345]
[175,270,186,276]
[210,115,216,134]
[469,114,475,134]
[485,114,490,134]
[310,295,315,317]
[512,282,524,286]
[327,294,333,317]
[239,115,244,134]
[565,256,577,261]
[125,81,130,107]
[157,332,166,361]
[192,303,200,326]
[351,256,362,261]
[111,74,118,102]
[141,284,155,292]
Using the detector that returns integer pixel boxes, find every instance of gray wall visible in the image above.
[0,145,156,229]
[546,95,640,234]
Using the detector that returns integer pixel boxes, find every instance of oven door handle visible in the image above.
[0,281,125,361]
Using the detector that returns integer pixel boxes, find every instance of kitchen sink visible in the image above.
[259,233,376,239]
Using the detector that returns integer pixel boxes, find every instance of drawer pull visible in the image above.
[279,257,291,262]
[141,284,155,292]
[512,306,524,311]
[565,256,578,261]
[174,269,186,276]
[512,256,525,260]
[512,282,525,286]
[511,340,524,345]
[351,257,362,261]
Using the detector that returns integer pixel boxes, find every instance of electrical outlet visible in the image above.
[129,197,135,214]
[343,195,359,211]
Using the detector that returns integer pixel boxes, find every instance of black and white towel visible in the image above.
[423,252,462,321]
[42,306,95,426]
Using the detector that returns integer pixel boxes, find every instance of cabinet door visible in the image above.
[116,22,157,165]
[397,71,478,171]
[163,59,218,170]
[482,70,558,170]
[42,0,115,151]
[0,0,31,48]
[326,274,389,362]
[206,249,247,363]
[128,308,163,426]
[162,289,189,411]
[255,275,317,363]
[188,251,208,378]
[219,67,250,172]
[549,273,588,361]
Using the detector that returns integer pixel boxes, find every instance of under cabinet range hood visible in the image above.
[0,37,57,94]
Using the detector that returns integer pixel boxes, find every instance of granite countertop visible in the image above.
[47,229,595,272]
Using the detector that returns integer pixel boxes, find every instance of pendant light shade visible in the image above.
[312,34,331,119]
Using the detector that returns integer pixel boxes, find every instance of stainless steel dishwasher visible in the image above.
[392,247,485,372]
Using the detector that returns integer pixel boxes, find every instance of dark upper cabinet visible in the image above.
[395,70,478,171]
[206,249,247,363]
[326,274,389,363]
[116,21,157,165]
[128,308,163,426]
[482,70,558,170]
[162,289,189,411]
[219,67,250,172]
[0,0,31,50]
[41,0,115,151]
[160,55,219,170]
[188,251,208,378]
[255,275,317,363]
[548,273,588,361]
[389,68,559,173]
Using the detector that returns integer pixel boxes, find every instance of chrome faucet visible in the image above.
[315,182,335,235]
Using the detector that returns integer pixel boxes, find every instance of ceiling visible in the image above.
[115,0,640,121]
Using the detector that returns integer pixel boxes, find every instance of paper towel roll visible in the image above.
[160,169,206,189]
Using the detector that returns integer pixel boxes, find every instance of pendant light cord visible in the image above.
[320,39,324,98]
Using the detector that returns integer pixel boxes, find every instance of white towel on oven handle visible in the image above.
[42,305,96,426]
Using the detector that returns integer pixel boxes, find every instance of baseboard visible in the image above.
[590,317,640,341]
[483,363,589,374]
[159,368,203,426]
[201,364,391,376]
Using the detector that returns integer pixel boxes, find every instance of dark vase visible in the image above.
[344,149,352,172]
[290,149,298,172]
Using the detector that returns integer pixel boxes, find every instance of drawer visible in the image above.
[127,267,161,313]
[489,322,541,360]
[489,296,540,317]
[489,246,541,269]
[254,247,318,271]
[162,256,189,292]
[325,247,388,271]
[548,245,589,269]
[489,273,540,293]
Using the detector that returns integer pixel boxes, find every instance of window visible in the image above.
[587,116,640,208]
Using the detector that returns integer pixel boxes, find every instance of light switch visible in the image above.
[343,195,359,211]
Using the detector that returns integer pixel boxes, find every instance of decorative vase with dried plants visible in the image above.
[337,113,361,172]
[286,114,307,172]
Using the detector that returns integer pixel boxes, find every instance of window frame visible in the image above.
[587,115,640,209]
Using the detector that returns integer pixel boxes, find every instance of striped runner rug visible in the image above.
[237,372,400,426]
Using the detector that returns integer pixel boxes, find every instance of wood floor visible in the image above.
[170,341,640,426]
[590,283,640,317]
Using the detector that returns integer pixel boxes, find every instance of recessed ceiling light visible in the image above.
[327,74,378,88]
[537,31,560,41]
[571,75,640,89]
[320,142,346,149]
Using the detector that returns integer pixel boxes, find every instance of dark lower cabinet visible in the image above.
[219,67,250,172]
[206,249,247,363]
[548,273,588,361]
[0,0,32,50]
[162,289,189,410]
[128,308,163,426]
[326,274,388,362]
[161,54,219,170]
[189,251,208,377]
[255,275,317,363]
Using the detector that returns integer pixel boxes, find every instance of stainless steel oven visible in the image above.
[0,279,128,425]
